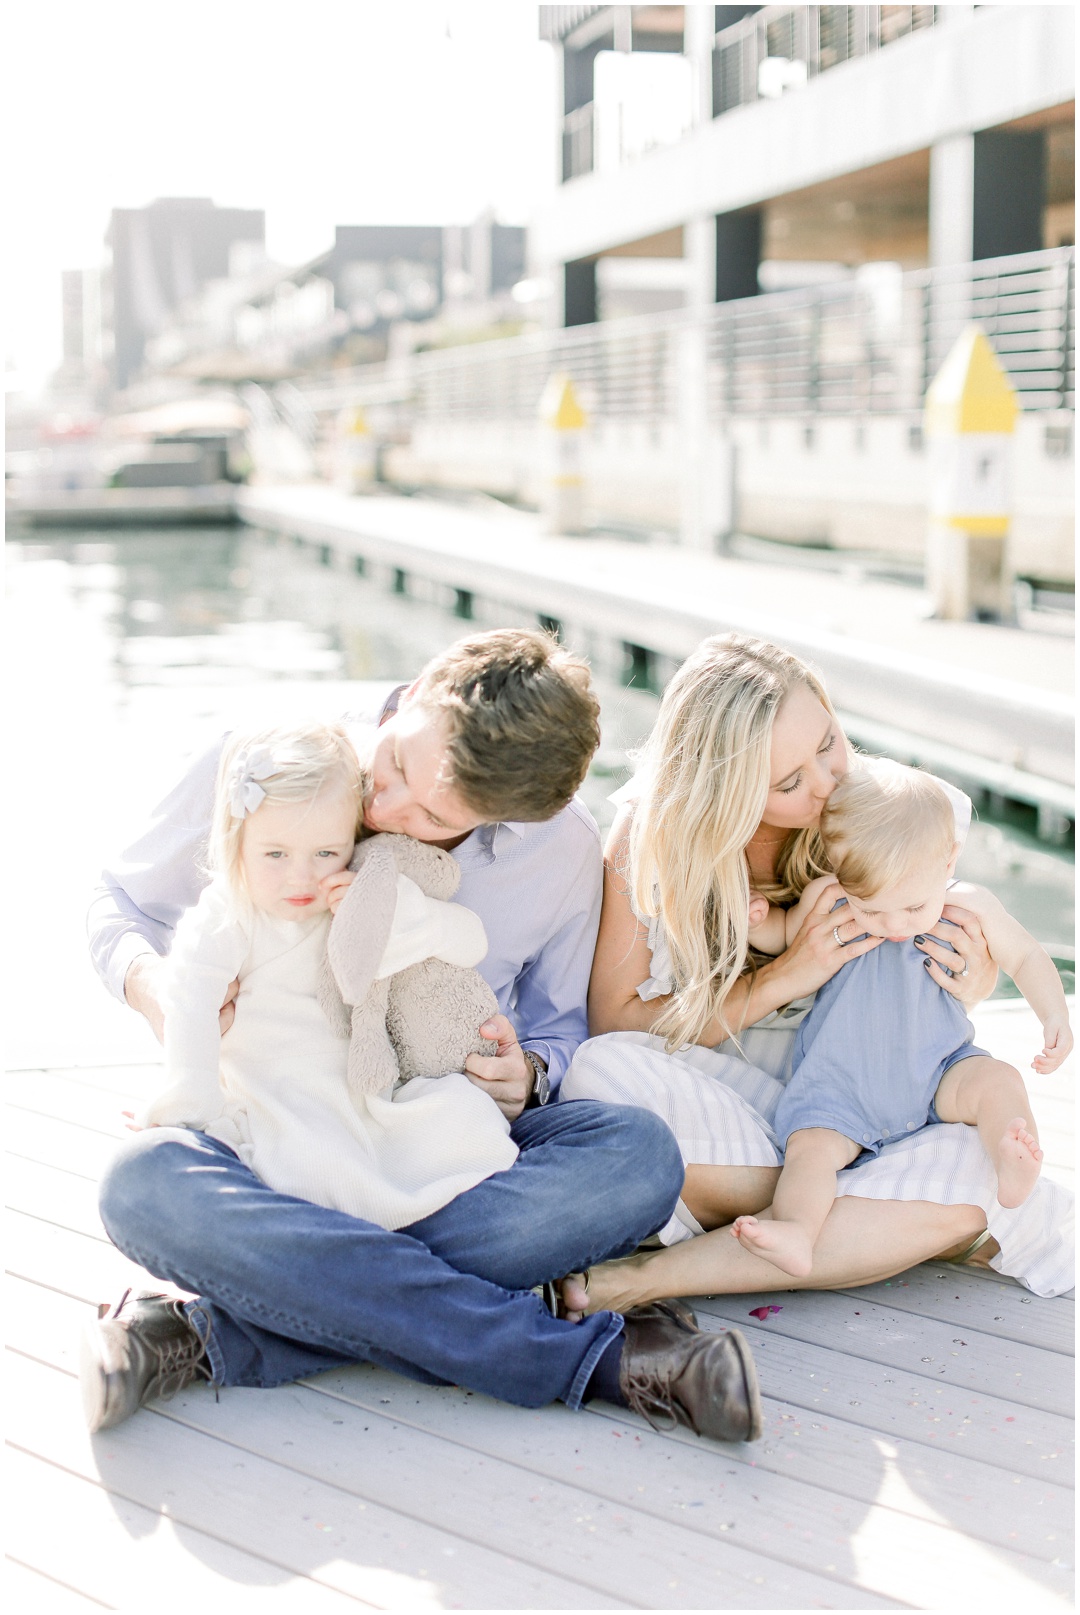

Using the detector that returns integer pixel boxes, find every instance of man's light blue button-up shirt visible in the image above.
[87,710,603,1092]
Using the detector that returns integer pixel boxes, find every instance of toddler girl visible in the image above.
[735,758,1071,1277]
[138,722,518,1229]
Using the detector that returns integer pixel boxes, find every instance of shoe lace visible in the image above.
[147,1300,213,1403]
[621,1360,680,1434]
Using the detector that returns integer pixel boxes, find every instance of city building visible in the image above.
[104,197,266,390]
[139,216,527,384]
[534,5,1073,323]
[297,7,1071,585]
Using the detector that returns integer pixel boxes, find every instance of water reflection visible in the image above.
[10,525,1073,989]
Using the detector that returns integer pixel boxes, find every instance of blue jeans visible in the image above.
[98,1100,682,1410]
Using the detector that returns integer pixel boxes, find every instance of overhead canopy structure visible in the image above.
[104,397,249,438]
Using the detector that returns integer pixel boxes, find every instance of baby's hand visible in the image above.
[748,889,770,928]
[796,873,840,911]
[1033,1015,1073,1075]
[322,869,356,915]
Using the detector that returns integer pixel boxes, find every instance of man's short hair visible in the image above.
[412,629,601,822]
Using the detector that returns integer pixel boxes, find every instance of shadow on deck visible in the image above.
[5,1005,1074,1610]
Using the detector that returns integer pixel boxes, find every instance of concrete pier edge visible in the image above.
[235,484,1074,822]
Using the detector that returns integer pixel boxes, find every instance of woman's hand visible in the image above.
[765,881,883,1002]
[915,905,997,1007]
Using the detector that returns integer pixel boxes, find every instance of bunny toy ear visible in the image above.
[387,834,461,899]
[326,838,400,1005]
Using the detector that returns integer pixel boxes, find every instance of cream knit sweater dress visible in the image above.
[139,879,518,1230]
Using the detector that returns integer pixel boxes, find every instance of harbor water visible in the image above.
[7,523,1072,1072]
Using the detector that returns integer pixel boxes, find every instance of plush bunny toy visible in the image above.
[319,833,500,1100]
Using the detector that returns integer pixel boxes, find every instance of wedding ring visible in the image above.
[832,926,843,945]
[958,962,969,978]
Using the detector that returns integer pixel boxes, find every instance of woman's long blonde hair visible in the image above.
[628,634,840,1050]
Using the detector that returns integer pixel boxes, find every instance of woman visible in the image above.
[561,634,1072,1311]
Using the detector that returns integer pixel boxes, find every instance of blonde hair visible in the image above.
[820,758,956,898]
[628,634,842,1050]
[209,722,364,903]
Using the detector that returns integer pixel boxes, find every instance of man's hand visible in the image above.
[217,976,240,1034]
[321,869,356,915]
[123,955,168,1043]
[123,954,238,1041]
[464,1013,533,1122]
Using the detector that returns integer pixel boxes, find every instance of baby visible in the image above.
[138,721,518,1230]
[735,758,1071,1278]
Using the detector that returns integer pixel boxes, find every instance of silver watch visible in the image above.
[522,1049,550,1107]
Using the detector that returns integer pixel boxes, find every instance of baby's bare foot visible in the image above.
[996,1118,1043,1208]
[731,1214,814,1278]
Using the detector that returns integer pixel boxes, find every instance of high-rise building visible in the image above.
[104,197,265,389]
[138,215,528,380]
[61,270,87,370]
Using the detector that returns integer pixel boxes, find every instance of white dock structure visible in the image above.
[6,495,1072,1608]
[6,992,1073,1610]
[235,484,1074,825]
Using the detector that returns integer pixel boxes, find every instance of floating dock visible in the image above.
[7,484,239,528]
[237,484,1075,825]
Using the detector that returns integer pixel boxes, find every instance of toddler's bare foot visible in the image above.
[731,1214,814,1278]
[995,1118,1043,1208]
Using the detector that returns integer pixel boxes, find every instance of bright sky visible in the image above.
[5,1,555,388]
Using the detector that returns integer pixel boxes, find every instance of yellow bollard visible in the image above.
[924,325,1019,621]
[336,405,377,494]
[539,373,587,536]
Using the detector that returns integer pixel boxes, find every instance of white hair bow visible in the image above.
[228,745,278,819]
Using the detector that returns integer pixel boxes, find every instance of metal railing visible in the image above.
[916,252,1075,407]
[556,6,939,180]
[714,5,938,115]
[294,248,1074,427]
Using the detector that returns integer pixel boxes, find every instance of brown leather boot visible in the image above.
[619,1303,763,1442]
[80,1289,212,1433]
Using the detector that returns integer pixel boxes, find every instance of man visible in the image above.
[84,629,762,1442]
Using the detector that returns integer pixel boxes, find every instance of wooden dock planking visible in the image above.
[5,1057,1074,1610]
[8,1351,629,1612]
[9,1302,900,1612]
[8,1445,368,1613]
[297,1359,1075,1559]
[10,1276,1067,1612]
[704,1323,1071,1484]
[834,1267,1074,1354]
[695,1293,1073,1414]
[9,1259,1076,1577]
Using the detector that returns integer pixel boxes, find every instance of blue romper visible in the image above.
[774,931,990,1158]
